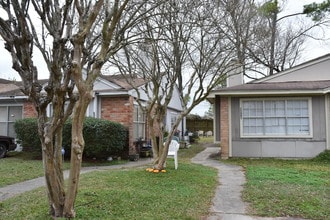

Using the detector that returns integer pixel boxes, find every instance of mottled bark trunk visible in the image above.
[39,115,66,217]
[154,114,183,170]
[63,91,92,218]
[156,141,168,170]
[148,110,166,170]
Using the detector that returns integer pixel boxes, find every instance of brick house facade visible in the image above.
[219,97,229,159]
[0,75,185,156]
[23,101,37,118]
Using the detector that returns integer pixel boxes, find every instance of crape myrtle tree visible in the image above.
[110,0,236,170]
[0,0,155,218]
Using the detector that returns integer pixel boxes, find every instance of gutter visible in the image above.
[0,96,28,100]
[208,89,330,98]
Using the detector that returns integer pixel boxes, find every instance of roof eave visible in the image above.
[97,91,129,96]
[209,89,330,97]
[0,95,28,100]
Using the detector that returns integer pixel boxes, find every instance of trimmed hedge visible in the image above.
[14,118,41,153]
[14,117,128,160]
[62,117,128,160]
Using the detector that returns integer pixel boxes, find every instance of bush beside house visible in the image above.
[14,118,41,153]
[14,117,128,160]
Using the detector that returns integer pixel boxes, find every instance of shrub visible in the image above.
[312,150,330,163]
[62,117,128,160]
[14,118,41,153]
[15,117,128,160]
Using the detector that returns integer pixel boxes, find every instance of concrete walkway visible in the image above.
[192,144,306,220]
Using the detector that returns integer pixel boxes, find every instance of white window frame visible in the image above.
[133,104,146,140]
[170,112,178,129]
[240,97,313,138]
[0,104,23,137]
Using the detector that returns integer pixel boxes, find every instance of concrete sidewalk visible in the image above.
[192,144,306,220]
[0,158,152,202]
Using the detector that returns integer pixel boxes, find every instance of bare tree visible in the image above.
[215,0,259,77]
[216,0,330,79]
[111,0,235,170]
[0,0,152,218]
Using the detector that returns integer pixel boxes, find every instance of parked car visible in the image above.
[0,135,17,158]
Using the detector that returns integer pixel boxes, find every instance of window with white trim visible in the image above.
[0,105,23,137]
[170,112,178,129]
[133,105,146,139]
[241,98,311,137]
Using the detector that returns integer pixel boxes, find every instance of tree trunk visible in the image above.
[63,90,92,218]
[39,115,66,217]
[148,107,167,170]
[269,1,278,75]
[155,114,183,170]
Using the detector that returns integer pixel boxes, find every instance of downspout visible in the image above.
[326,94,330,150]
[228,97,232,157]
[93,92,98,118]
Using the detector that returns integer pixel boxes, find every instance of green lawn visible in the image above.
[0,153,45,187]
[1,140,329,219]
[226,158,330,220]
[0,151,126,187]
[0,144,218,219]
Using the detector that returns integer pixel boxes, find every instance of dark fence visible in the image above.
[186,115,213,134]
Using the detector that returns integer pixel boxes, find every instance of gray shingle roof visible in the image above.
[215,80,330,92]
[100,74,146,90]
[209,80,330,98]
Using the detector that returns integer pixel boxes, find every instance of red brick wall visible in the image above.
[23,96,139,156]
[220,97,229,159]
[100,96,135,154]
[23,101,37,118]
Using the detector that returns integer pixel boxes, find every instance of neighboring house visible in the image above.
[0,75,185,155]
[208,54,330,158]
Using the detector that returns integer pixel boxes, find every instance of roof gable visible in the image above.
[100,74,146,90]
[209,54,330,97]
[256,54,330,83]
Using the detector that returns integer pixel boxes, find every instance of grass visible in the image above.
[0,152,45,187]
[225,158,330,220]
[1,139,329,219]
[0,162,217,219]
[0,151,126,187]
[0,143,218,219]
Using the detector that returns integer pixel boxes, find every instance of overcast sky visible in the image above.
[0,0,329,115]
[193,0,330,115]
